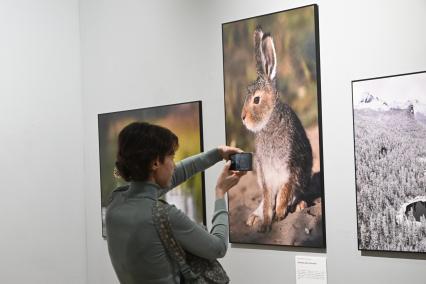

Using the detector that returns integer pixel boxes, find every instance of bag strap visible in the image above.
[152,201,199,281]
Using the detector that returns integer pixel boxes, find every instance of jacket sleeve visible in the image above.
[157,148,222,197]
[167,198,229,260]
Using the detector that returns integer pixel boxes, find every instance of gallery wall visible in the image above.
[79,0,217,283]
[80,0,426,283]
[0,1,86,283]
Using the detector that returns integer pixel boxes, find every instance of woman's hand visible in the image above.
[215,161,246,199]
[217,145,243,160]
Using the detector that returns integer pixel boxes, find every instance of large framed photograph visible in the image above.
[222,4,325,247]
[98,101,205,238]
[352,71,426,252]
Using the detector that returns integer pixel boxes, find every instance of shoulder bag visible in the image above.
[152,201,230,284]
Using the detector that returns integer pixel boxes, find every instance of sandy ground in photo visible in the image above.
[228,127,325,247]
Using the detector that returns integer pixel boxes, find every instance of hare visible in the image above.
[241,26,313,232]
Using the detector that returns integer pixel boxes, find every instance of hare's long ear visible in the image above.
[254,25,277,81]
[261,34,277,81]
[254,25,265,77]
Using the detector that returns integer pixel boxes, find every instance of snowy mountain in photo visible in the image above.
[354,92,390,111]
[354,92,426,120]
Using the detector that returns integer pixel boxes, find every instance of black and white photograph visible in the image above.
[353,71,426,252]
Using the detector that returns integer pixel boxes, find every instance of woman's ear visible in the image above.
[151,157,160,171]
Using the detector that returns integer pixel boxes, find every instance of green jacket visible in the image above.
[106,149,228,284]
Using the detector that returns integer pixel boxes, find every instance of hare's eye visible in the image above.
[253,96,260,104]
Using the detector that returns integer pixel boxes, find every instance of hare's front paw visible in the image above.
[246,200,264,227]
[246,214,271,232]
[246,213,261,227]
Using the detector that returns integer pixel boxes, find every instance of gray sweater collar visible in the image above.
[128,181,160,200]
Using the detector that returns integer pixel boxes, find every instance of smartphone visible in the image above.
[229,153,253,171]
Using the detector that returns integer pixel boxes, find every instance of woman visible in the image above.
[106,122,245,284]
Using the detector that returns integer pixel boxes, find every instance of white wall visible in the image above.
[0,1,86,284]
[80,0,426,283]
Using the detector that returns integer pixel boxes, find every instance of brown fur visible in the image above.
[295,200,307,212]
[241,89,275,130]
[242,26,313,233]
[261,185,273,232]
[275,180,294,220]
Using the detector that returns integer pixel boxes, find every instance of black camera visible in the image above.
[229,153,253,171]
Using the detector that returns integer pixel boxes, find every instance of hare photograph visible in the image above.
[222,5,325,247]
[98,101,205,238]
[353,71,426,253]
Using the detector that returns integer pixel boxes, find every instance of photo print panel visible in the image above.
[352,71,426,253]
[222,4,325,247]
[98,101,205,238]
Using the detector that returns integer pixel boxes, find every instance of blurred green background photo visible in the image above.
[98,101,204,237]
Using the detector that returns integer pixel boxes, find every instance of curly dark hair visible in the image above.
[115,122,178,181]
